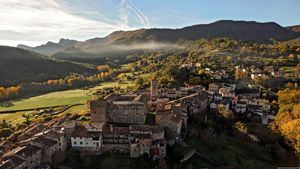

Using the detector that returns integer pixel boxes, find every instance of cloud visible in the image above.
[120,0,150,27]
[0,0,140,46]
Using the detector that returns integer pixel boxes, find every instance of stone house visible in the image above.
[150,139,167,160]
[34,129,67,152]
[235,101,247,113]
[169,91,208,115]
[0,155,26,169]
[159,88,182,99]
[70,123,102,151]
[129,125,165,158]
[156,111,182,135]
[130,134,152,158]
[90,94,148,125]
[102,126,130,151]
[31,137,59,164]
[13,145,42,169]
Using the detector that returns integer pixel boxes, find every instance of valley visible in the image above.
[0,20,300,169]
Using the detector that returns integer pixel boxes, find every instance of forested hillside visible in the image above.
[0,46,95,86]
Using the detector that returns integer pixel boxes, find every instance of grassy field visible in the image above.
[0,89,91,111]
[0,82,136,112]
[0,111,29,125]
[0,81,137,125]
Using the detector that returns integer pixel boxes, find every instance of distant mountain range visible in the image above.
[17,38,80,56]
[0,46,93,86]
[17,20,300,62]
[104,20,299,43]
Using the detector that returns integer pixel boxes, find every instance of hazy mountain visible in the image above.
[0,46,94,86]
[286,25,300,33]
[103,20,299,44]
[51,20,299,64]
[17,38,80,56]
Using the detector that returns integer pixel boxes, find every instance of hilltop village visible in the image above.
[0,75,281,169]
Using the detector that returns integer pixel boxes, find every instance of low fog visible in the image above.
[80,41,185,54]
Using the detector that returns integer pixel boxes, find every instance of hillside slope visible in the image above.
[0,46,94,86]
[286,25,300,33]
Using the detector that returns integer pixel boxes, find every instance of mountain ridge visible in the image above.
[17,38,81,56]
[17,20,300,57]
[103,20,298,44]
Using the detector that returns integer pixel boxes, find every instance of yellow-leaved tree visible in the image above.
[275,89,300,155]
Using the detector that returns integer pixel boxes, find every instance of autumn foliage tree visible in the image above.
[235,68,247,80]
[275,89,300,154]
[0,85,22,100]
[96,65,110,72]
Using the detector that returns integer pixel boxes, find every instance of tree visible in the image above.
[128,63,137,72]
[0,128,12,139]
[96,65,109,72]
[117,73,127,81]
[0,85,22,100]
[288,54,295,61]
[275,89,300,154]
[22,114,30,125]
[226,56,233,62]
[235,68,247,80]
[217,105,234,120]
[188,76,202,85]
[216,105,235,128]
[135,77,145,85]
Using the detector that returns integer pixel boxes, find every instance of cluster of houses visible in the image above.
[236,65,283,81]
[68,80,209,159]
[0,129,66,169]
[0,79,210,168]
[180,63,230,80]
[0,78,278,168]
[207,82,276,124]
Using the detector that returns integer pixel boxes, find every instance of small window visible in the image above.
[80,142,83,145]
[74,141,76,145]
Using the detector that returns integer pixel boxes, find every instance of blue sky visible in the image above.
[0,0,299,46]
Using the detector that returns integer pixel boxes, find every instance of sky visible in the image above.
[0,0,299,47]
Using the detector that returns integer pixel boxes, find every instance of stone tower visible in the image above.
[88,99,107,123]
[151,79,158,98]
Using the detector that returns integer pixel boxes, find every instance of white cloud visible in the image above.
[0,0,147,46]
[120,0,150,27]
